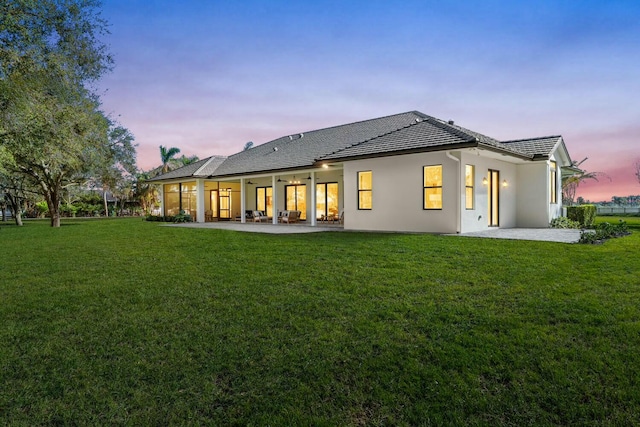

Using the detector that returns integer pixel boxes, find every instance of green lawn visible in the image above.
[1,218,639,425]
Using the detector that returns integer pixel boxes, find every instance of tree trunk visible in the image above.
[103,190,108,217]
[44,187,62,227]
[5,193,23,226]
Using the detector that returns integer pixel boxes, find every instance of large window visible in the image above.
[164,184,180,216]
[181,182,197,219]
[256,187,273,217]
[465,165,475,210]
[423,165,442,210]
[550,161,557,204]
[164,182,197,218]
[285,185,306,219]
[357,171,372,210]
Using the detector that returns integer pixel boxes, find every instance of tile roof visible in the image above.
[319,115,533,161]
[147,156,226,182]
[501,136,562,158]
[150,111,563,182]
[210,111,425,177]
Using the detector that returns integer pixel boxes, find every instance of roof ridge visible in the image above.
[421,116,479,142]
[319,116,426,160]
[502,135,562,143]
[193,155,226,175]
[273,111,422,141]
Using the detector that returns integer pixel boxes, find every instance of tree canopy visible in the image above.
[0,0,134,227]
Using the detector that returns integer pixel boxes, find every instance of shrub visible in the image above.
[550,217,581,229]
[567,204,597,227]
[579,220,631,244]
[145,213,192,223]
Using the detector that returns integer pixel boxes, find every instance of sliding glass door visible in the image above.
[316,183,339,219]
[285,185,306,220]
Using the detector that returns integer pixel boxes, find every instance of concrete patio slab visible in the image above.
[164,222,343,234]
[456,228,581,243]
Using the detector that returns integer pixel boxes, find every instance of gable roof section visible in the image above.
[210,111,424,177]
[319,114,533,161]
[147,155,227,182]
[501,136,563,159]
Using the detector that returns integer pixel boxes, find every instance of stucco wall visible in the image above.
[459,152,517,233]
[343,152,459,233]
[515,162,549,227]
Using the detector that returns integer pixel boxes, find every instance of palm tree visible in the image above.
[159,145,181,173]
[177,154,199,166]
[562,157,609,205]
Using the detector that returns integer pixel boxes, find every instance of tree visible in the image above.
[94,123,136,216]
[635,159,640,186]
[562,157,609,206]
[177,154,199,167]
[0,0,116,227]
[159,146,181,173]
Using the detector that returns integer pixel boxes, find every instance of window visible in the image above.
[423,165,442,209]
[256,187,273,217]
[550,161,557,204]
[357,171,372,210]
[465,165,474,210]
[164,184,180,216]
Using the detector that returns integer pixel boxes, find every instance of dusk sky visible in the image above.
[98,0,640,202]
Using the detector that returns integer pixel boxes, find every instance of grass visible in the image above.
[1,217,639,425]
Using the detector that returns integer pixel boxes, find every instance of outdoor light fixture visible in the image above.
[246,180,255,185]
[482,177,488,185]
[306,175,312,180]
[503,180,508,187]
[322,164,329,169]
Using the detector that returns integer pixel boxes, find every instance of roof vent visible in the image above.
[299,133,304,138]
[415,118,421,123]
[289,135,293,140]
[448,120,455,125]
[273,147,278,151]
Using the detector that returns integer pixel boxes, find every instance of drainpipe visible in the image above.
[446,151,461,233]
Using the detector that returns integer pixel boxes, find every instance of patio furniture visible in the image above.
[253,210,269,222]
[205,210,214,222]
[281,210,299,224]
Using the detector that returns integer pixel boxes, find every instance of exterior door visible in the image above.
[316,183,339,219]
[219,189,231,219]
[488,170,499,227]
[285,185,306,220]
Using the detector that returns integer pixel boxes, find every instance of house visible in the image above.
[148,111,572,233]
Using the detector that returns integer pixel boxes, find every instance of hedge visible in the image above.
[567,204,596,227]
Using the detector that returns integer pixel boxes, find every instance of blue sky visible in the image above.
[98,0,640,201]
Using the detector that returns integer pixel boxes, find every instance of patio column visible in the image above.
[310,171,316,226]
[272,175,278,224]
[196,179,205,223]
[159,184,164,216]
[240,178,246,223]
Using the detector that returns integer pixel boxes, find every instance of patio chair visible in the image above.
[253,210,269,222]
[205,210,213,222]
[281,210,299,224]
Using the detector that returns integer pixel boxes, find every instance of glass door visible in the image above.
[285,185,306,220]
[219,189,231,219]
[316,183,339,220]
[488,170,499,227]
[256,187,273,217]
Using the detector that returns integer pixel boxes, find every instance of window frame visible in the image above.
[357,171,372,210]
[465,164,475,210]
[423,165,443,210]
[550,161,557,204]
